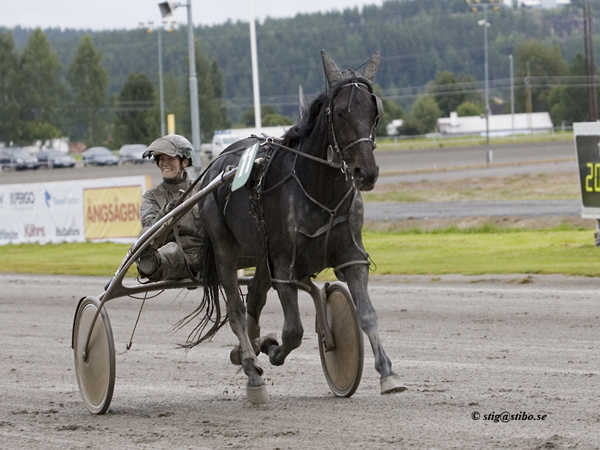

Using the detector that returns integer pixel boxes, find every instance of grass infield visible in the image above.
[1,225,598,278]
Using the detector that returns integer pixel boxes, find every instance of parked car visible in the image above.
[81,147,119,166]
[36,149,76,169]
[209,134,241,158]
[118,144,149,164]
[0,147,40,170]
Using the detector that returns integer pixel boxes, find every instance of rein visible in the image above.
[262,136,348,173]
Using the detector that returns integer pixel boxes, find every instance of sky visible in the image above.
[1,0,384,31]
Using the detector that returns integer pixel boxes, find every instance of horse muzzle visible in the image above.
[352,165,379,191]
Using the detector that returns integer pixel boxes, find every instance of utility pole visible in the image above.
[584,3,598,122]
[509,54,514,139]
[526,61,532,133]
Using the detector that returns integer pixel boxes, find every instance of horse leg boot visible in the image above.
[343,265,407,394]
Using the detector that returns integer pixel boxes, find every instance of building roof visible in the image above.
[437,112,554,136]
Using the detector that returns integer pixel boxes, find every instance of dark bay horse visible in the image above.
[191,50,405,403]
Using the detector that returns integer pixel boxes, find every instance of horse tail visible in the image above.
[173,237,228,350]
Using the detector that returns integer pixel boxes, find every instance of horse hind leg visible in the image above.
[219,263,269,404]
[229,259,274,365]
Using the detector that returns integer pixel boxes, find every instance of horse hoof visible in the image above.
[246,384,269,405]
[380,375,407,394]
[229,347,242,366]
[257,333,279,355]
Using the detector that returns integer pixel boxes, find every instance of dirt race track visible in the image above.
[0,273,599,450]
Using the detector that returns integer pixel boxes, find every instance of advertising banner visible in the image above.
[0,176,149,246]
[83,185,143,239]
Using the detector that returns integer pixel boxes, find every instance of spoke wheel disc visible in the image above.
[73,296,115,414]
[318,283,364,397]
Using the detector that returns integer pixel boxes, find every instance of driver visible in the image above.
[136,135,203,281]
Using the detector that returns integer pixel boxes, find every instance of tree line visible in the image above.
[0,28,228,148]
[2,0,600,148]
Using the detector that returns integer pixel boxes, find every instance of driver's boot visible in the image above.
[137,247,163,282]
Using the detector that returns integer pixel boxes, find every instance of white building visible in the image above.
[386,119,404,136]
[517,0,571,9]
[437,111,554,137]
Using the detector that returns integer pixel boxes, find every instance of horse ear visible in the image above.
[362,52,380,83]
[321,50,343,88]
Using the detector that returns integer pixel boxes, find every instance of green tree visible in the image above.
[427,71,482,118]
[113,73,157,147]
[547,52,591,126]
[373,85,405,137]
[410,95,441,134]
[398,116,425,136]
[18,28,65,145]
[0,31,20,145]
[162,71,188,135]
[238,105,278,127]
[514,40,569,113]
[427,71,464,117]
[262,113,294,126]
[456,101,484,117]
[186,38,228,141]
[68,34,110,146]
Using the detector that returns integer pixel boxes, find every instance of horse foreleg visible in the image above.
[266,282,303,366]
[219,266,269,404]
[342,265,407,394]
[246,259,272,351]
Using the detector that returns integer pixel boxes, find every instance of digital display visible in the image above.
[576,135,600,208]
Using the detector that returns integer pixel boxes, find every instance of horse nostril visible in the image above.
[353,167,365,182]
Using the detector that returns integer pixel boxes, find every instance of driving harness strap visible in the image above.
[247,138,370,289]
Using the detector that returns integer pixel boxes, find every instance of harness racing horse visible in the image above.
[191,50,406,404]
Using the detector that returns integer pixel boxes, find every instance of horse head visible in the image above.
[321,50,381,191]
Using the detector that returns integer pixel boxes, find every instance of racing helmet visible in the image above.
[143,135,193,166]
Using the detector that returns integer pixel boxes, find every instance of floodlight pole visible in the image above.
[249,0,262,130]
[186,1,202,171]
[159,1,202,172]
[468,0,501,164]
[481,6,491,164]
[158,26,166,136]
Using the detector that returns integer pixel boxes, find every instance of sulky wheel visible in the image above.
[72,296,115,414]
[317,282,364,397]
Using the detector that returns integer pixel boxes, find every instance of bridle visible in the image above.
[262,77,383,172]
[323,78,383,172]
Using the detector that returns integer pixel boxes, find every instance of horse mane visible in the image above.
[281,91,328,148]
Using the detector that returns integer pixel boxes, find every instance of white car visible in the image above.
[118,144,149,164]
